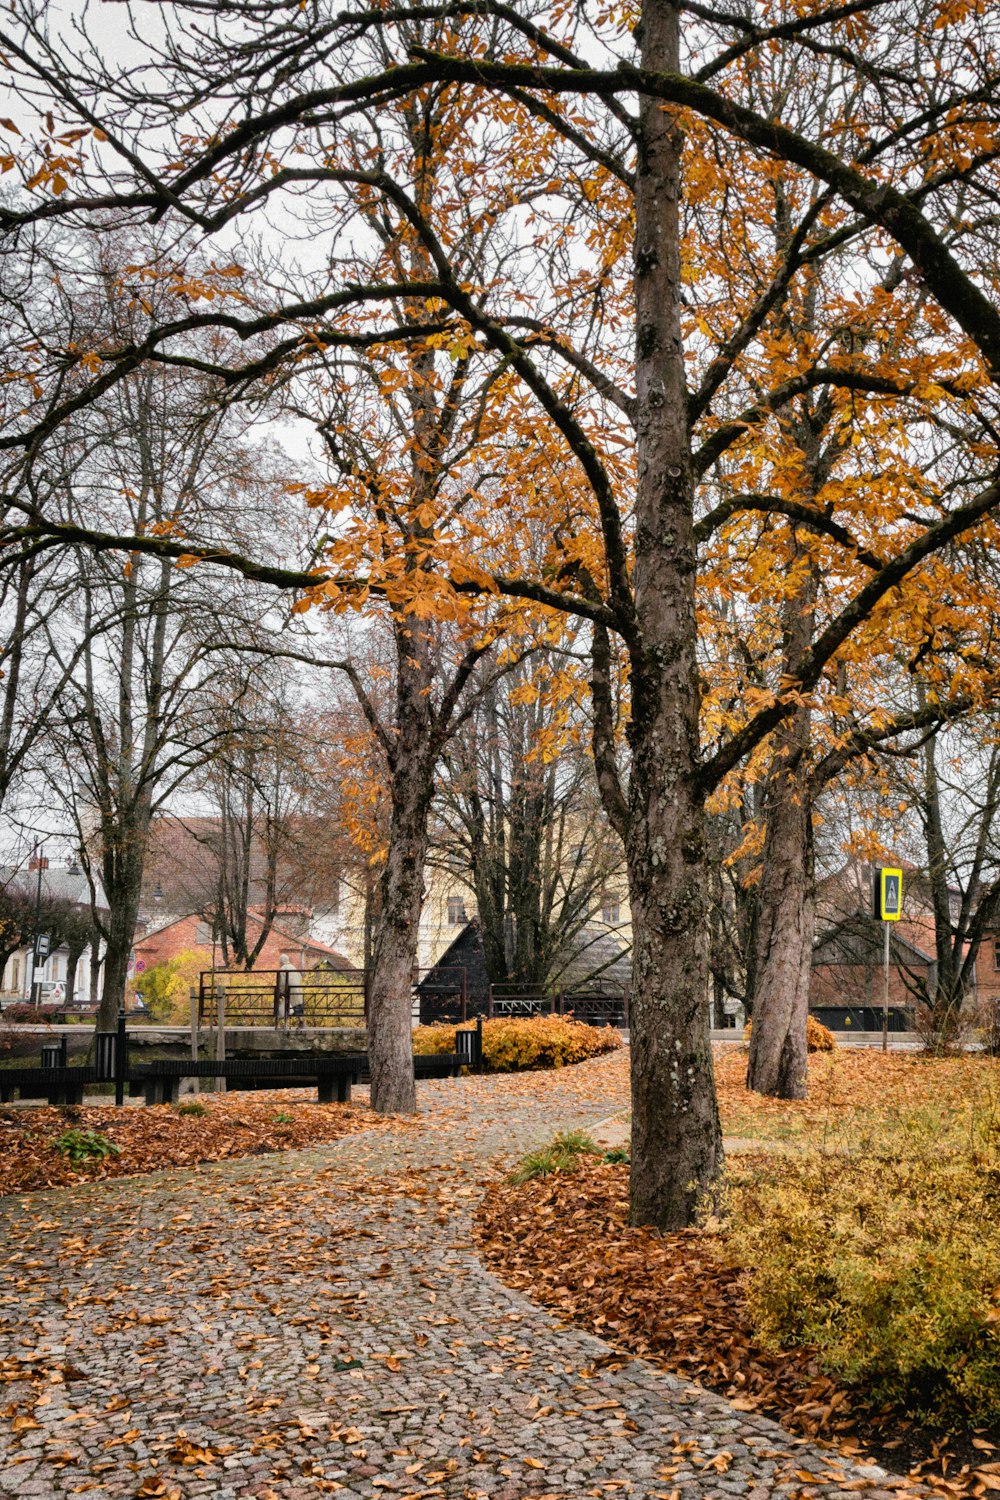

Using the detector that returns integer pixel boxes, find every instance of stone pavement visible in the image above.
[0,1053,921,1500]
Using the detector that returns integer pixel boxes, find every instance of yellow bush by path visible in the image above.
[743,1015,835,1052]
[806,1015,835,1051]
[412,1014,621,1071]
[723,1108,1000,1426]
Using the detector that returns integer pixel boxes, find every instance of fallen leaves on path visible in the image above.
[0,1092,402,1197]
[478,1157,842,1430]
[477,1066,1000,1498]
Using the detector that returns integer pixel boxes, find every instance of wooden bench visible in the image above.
[130,1055,368,1106]
[0,1066,99,1106]
[0,1049,463,1108]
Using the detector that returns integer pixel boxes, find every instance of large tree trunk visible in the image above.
[923,723,960,1024]
[627,0,722,1230]
[744,518,819,1096]
[746,741,814,1098]
[367,630,435,1113]
[368,779,432,1114]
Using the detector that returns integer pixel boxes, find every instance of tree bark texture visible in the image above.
[745,739,814,1098]
[745,532,817,1098]
[922,725,960,1023]
[96,792,154,1032]
[367,616,436,1115]
[627,0,722,1229]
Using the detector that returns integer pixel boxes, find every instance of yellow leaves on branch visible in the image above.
[121,260,247,306]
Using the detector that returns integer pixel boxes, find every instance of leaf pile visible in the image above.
[479,1047,1000,1496]
[0,1092,398,1197]
[745,1015,835,1052]
[714,1047,1000,1142]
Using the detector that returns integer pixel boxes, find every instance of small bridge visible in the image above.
[198,965,470,1029]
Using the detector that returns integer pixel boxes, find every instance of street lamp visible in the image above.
[31,842,45,1007]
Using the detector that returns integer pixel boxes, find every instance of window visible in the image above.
[12,960,20,992]
[993,939,1000,971]
[601,893,621,925]
[195,921,211,944]
[447,896,467,926]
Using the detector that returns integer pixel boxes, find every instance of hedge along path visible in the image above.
[0,1049,933,1500]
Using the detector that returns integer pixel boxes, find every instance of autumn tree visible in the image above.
[4,0,1000,1225]
[180,668,327,971]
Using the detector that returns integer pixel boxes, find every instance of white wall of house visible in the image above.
[308,865,634,976]
[1,943,97,1005]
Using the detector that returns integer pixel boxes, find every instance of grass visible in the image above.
[508,1130,602,1182]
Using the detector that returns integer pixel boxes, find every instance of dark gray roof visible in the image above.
[0,864,108,912]
[812,919,932,967]
[551,924,631,992]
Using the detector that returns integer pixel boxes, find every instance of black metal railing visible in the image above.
[199,968,368,1028]
[199,965,470,1029]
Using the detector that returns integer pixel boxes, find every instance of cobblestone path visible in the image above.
[0,1054,917,1500]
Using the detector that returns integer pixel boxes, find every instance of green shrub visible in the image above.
[176,1099,208,1117]
[52,1128,121,1166]
[412,1015,621,1072]
[509,1131,602,1183]
[723,1112,1000,1426]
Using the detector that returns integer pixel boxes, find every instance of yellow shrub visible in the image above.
[723,1113,1000,1425]
[743,1015,836,1052]
[412,1015,621,1071]
[131,948,205,1022]
[806,1015,835,1051]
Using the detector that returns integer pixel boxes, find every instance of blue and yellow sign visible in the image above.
[877,867,903,921]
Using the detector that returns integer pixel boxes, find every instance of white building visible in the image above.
[0,855,107,1007]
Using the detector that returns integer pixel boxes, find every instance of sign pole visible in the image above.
[874,866,902,1054]
[882,920,890,1053]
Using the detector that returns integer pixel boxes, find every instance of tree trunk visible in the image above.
[923,724,960,1025]
[744,501,819,1097]
[98,834,148,1030]
[627,0,722,1230]
[746,743,814,1098]
[65,940,86,1007]
[368,728,434,1114]
[89,935,101,1005]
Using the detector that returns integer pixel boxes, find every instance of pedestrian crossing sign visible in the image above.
[878,868,903,921]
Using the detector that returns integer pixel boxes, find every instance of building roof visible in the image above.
[0,862,108,912]
[418,920,632,998]
[550,925,631,993]
[812,916,933,968]
[134,910,353,970]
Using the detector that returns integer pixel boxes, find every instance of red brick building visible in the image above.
[132,911,352,978]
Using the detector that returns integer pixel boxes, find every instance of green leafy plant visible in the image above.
[508,1130,602,1184]
[273,1111,293,1124]
[723,1106,1000,1426]
[52,1128,121,1166]
[177,1100,208,1117]
[603,1145,630,1164]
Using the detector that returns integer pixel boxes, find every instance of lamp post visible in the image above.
[31,842,45,1007]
